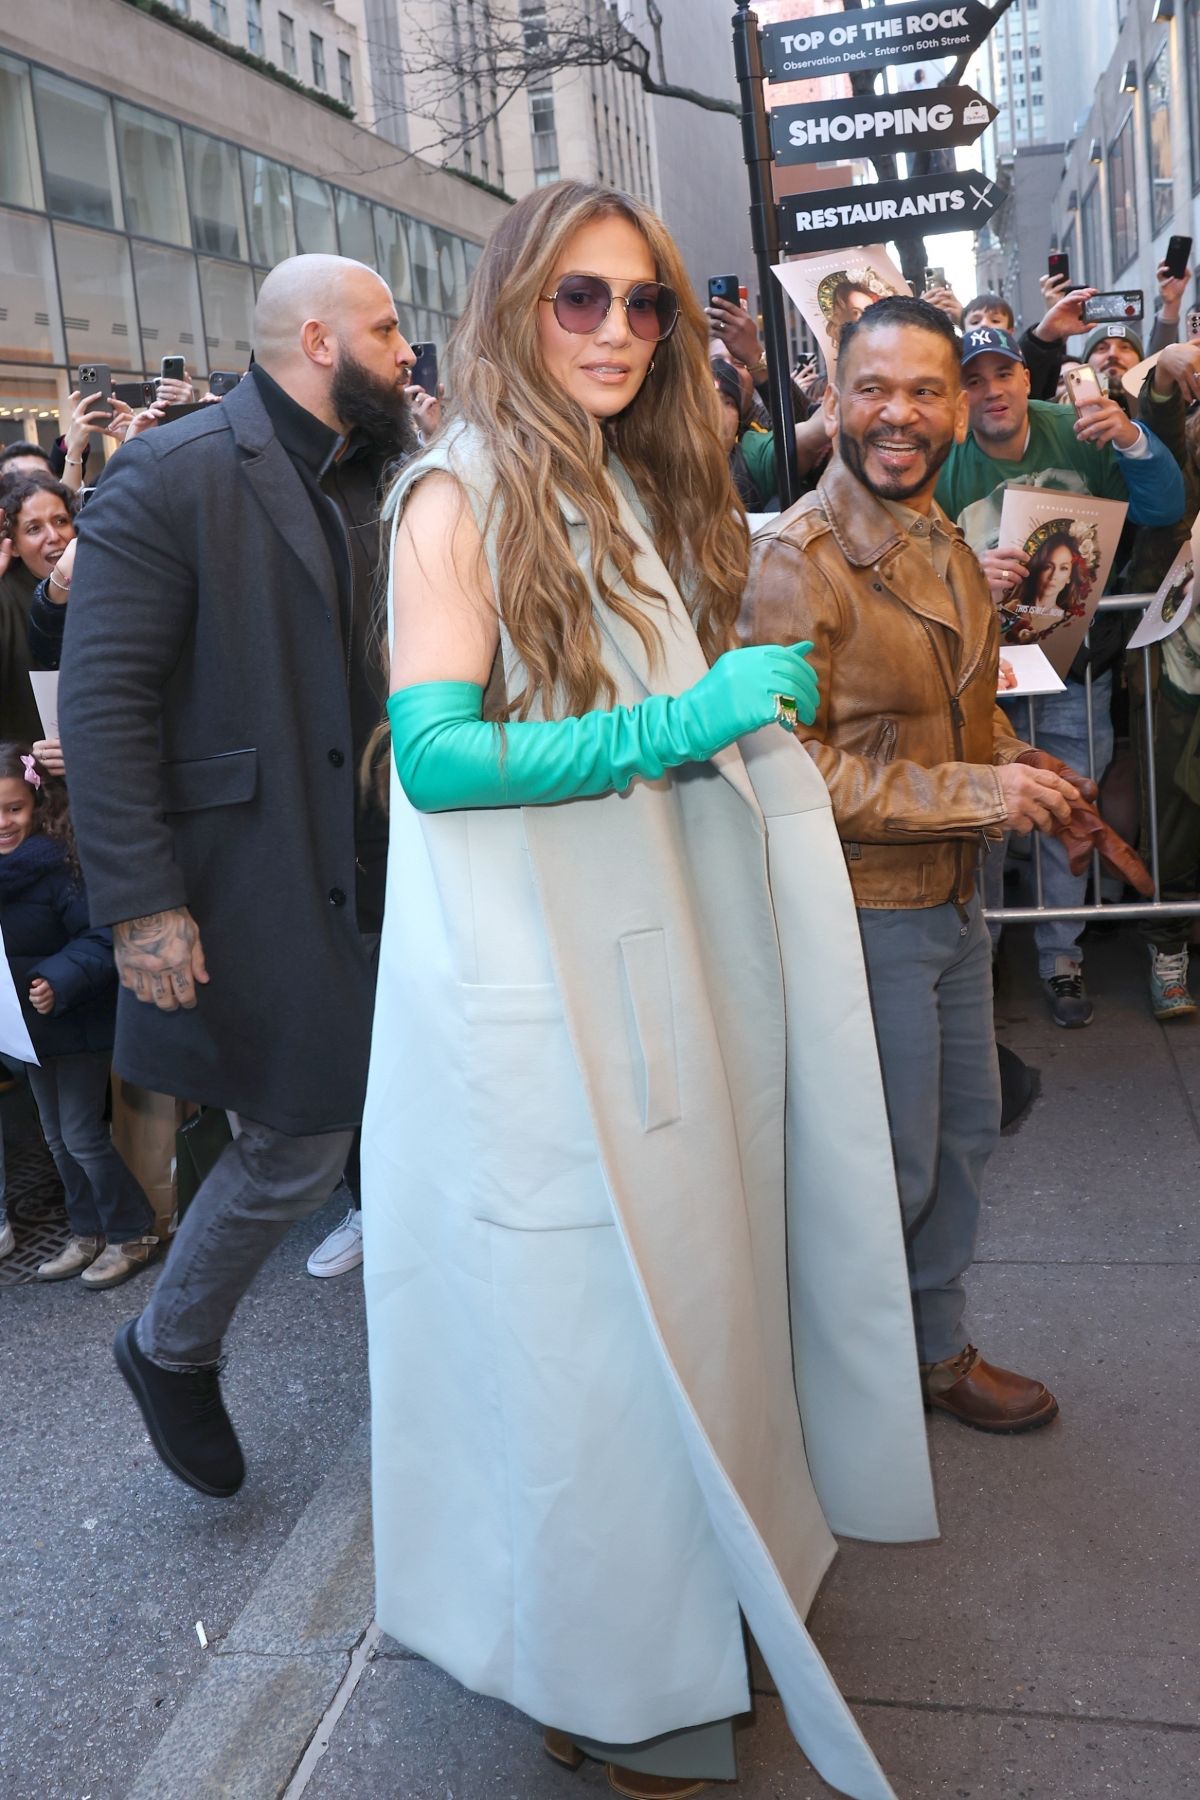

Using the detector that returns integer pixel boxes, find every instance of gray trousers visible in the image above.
[139,1117,355,1369]
[857,896,1001,1366]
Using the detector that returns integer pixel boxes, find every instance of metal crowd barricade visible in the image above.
[983,593,1200,927]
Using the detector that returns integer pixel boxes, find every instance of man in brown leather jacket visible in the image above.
[742,296,1081,1433]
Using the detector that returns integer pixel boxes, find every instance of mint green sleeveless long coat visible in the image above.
[362,424,938,1800]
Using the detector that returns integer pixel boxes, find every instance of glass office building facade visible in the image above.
[0,49,483,448]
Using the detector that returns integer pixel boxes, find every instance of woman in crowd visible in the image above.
[0,471,75,743]
[361,179,935,1800]
[1007,529,1091,641]
[0,744,157,1286]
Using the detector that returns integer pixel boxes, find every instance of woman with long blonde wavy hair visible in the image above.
[361,182,935,1800]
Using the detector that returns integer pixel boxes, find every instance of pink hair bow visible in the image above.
[20,754,42,790]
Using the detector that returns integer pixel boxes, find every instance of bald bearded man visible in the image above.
[58,254,417,1498]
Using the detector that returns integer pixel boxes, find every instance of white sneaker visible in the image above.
[306,1208,363,1277]
[0,1213,14,1259]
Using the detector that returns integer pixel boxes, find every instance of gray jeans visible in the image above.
[139,1116,355,1368]
[857,896,1001,1365]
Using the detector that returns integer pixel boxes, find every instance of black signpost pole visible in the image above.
[733,0,800,511]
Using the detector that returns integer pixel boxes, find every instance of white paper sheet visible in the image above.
[0,919,38,1065]
[998,645,1067,696]
[28,671,59,739]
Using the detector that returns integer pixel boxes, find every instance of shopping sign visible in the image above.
[777,168,1004,253]
[761,2,994,82]
[771,86,997,166]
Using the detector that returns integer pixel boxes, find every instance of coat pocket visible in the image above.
[161,748,258,813]
[618,929,681,1132]
[463,983,613,1232]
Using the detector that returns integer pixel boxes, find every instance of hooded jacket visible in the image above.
[0,832,117,1057]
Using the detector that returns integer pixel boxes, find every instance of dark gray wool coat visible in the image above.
[58,378,378,1133]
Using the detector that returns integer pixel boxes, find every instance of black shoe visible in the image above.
[1042,963,1094,1029]
[113,1318,245,1498]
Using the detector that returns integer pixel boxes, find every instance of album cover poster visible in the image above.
[771,244,910,372]
[995,486,1128,677]
[1127,514,1200,650]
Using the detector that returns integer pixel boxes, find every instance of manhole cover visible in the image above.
[0,1138,69,1286]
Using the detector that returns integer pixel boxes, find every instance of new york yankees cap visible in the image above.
[960,325,1026,367]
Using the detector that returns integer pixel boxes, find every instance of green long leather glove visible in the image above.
[387,642,818,812]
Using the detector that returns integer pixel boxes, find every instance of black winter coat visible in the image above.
[58,377,376,1133]
[0,832,117,1058]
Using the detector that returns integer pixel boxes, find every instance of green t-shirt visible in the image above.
[935,399,1128,541]
[739,426,779,506]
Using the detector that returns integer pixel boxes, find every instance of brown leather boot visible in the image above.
[542,1731,711,1797]
[921,1344,1059,1433]
[607,1771,709,1799]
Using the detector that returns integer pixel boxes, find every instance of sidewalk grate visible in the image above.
[0,1140,69,1286]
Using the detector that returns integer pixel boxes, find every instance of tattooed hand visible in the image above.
[113,907,209,1011]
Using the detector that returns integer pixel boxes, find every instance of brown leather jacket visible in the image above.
[740,456,1029,910]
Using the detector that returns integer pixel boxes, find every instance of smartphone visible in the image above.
[1064,364,1105,412]
[208,370,243,396]
[1164,235,1193,281]
[707,275,740,306]
[923,266,946,291]
[409,343,438,397]
[1047,250,1070,285]
[76,363,112,426]
[112,380,146,408]
[160,354,186,383]
[1187,307,1200,341]
[142,378,160,406]
[75,485,96,511]
[1080,290,1144,324]
[159,401,207,422]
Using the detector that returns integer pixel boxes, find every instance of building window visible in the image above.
[240,148,295,264]
[114,102,190,247]
[198,256,256,367]
[1189,0,1200,192]
[1108,110,1138,276]
[53,220,140,371]
[210,0,229,34]
[1145,42,1173,237]
[291,170,337,253]
[338,48,353,108]
[1080,178,1103,288]
[246,0,263,54]
[31,69,124,230]
[310,33,326,91]
[132,240,207,374]
[182,127,247,259]
[0,53,45,212]
[0,207,65,362]
[279,12,297,75]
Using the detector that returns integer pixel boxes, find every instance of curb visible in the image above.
[126,1416,375,1800]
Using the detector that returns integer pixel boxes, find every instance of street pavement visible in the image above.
[2,924,1198,1799]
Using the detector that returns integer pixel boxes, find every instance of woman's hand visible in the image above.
[103,397,136,444]
[997,657,1018,692]
[28,978,56,1016]
[405,382,443,439]
[44,536,77,603]
[124,402,170,442]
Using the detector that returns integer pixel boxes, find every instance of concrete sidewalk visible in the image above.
[5,925,1200,1798]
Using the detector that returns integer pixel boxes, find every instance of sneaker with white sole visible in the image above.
[0,1211,14,1259]
[80,1235,161,1289]
[1149,946,1197,1021]
[1042,958,1094,1029]
[37,1235,103,1281]
[306,1208,363,1277]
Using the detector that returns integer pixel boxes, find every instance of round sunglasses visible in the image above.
[540,273,680,343]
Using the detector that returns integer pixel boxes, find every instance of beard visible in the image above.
[330,348,418,459]
[837,422,954,503]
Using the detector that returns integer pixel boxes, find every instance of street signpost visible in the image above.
[732,0,1004,507]
[777,167,1003,254]
[770,86,996,167]
[760,1,994,82]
